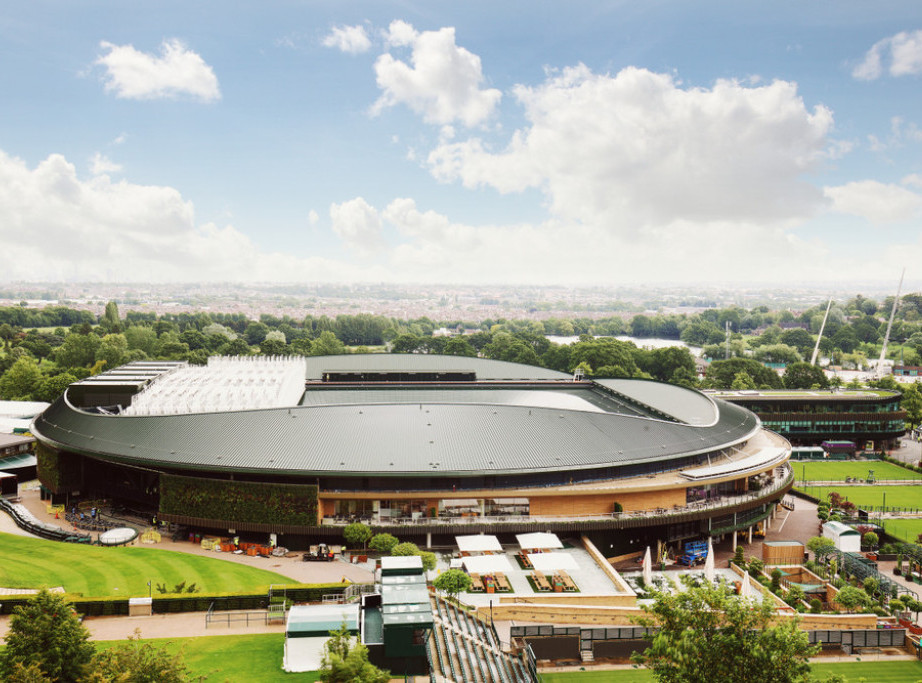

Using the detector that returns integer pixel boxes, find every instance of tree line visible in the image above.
[4,295,922,407]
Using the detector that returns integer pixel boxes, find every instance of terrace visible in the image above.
[318,463,794,534]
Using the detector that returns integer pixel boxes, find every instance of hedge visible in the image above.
[0,583,347,617]
[159,473,318,526]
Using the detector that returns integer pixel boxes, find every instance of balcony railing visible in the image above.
[319,464,794,528]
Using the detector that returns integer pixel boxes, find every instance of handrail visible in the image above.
[320,464,794,527]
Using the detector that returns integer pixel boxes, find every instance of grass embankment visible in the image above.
[794,461,922,483]
[794,486,922,511]
[0,532,291,598]
[539,661,922,681]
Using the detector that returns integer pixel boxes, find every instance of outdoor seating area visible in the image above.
[453,532,594,597]
[530,569,578,592]
[468,571,512,593]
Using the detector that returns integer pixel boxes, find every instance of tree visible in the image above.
[54,332,101,368]
[392,542,420,556]
[834,585,872,612]
[0,356,42,400]
[102,301,121,332]
[730,371,756,390]
[96,333,129,370]
[311,330,346,356]
[89,628,195,682]
[124,326,158,355]
[368,533,399,554]
[34,372,78,403]
[862,531,879,549]
[0,589,95,682]
[434,569,473,601]
[343,522,372,550]
[752,343,801,365]
[419,550,437,572]
[319,624,390,683]
[632,583,817,683]
[902,383,922,429]
[705,358,783,389]
[806,536,835,557]
[783,362,829,390]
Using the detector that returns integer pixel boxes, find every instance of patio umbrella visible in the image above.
[643,546,653,586]
[704,538,715,583]
[740,570,753,600]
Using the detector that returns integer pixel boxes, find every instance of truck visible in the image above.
[676,540,708,566]
[303,544,335,562]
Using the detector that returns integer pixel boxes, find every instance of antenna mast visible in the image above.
[810,298,833,366]
[877,268,905,379]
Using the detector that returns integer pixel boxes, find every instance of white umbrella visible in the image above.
[704,538,715,583]
[740,570,753,600]
[643,546,653,586]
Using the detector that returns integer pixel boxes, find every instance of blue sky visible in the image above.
[1,2,921,286]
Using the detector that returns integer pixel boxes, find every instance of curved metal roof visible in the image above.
[32,355,761,478]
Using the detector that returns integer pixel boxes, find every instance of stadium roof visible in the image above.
[32,355,761,479]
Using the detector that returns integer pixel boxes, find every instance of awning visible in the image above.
[462,555,514,574]
[456,534,502,553]
[516,532,563,550]
[528,552,579,572]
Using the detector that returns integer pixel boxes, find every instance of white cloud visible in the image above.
[96,39,221,101]
[329,197,384,253]
[428,65,833,229]
[322,25,371,55]
[0,149,371,282]
[383,20,417,48]
[903,173,922,190]
[372,21,501,127]
[307,209,320,226]
[369,196,833,285]
[89,153,122,176]
[853,30,922,80]
[824,180,922,223]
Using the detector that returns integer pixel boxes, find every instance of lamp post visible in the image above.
[147,581,151,598]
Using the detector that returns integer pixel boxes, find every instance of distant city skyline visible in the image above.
[2,3,920,285]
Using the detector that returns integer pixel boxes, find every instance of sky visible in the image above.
[1,2,921,288]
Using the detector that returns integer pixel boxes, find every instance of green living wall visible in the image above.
[159,474,318,526]
[35,441,84,494]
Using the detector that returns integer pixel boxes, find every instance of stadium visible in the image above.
[31,355,793,554]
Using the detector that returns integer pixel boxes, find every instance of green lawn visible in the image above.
[0,532,292,598]
[883,518,922,543]
[540,661,922,682]
[793,461,922,483]
[96,634,321,682]
[794,485,922,511]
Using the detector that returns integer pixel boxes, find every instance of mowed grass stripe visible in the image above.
[883,518,922,543]
[794,460,922,482]
[0,532,290,597]
[794,485,922,510]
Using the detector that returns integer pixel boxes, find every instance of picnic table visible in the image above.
[469,573,484,592]
[532,570,552,591]
[556,570,577,591]
[495,572,511,592]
